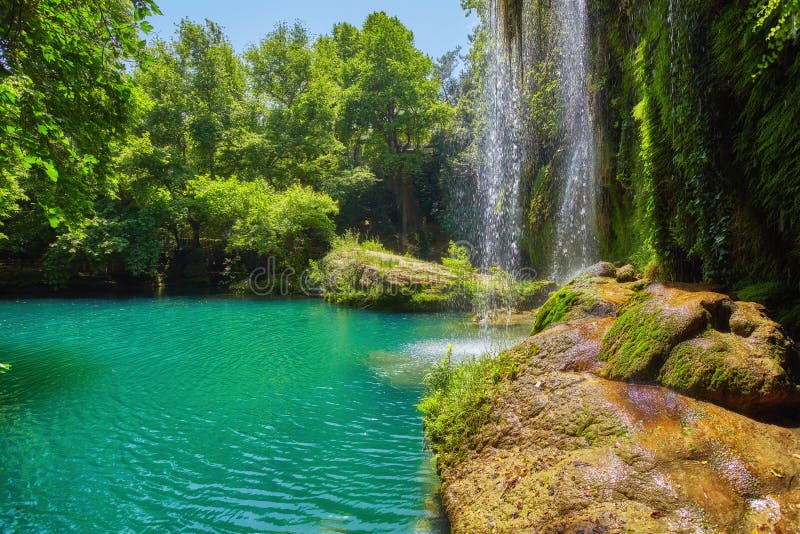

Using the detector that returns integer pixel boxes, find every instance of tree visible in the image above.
[132,19,245,248]
[228,184,339,273]
[0,0,160,234]
[339,12,451,250]
[242,23,344,188]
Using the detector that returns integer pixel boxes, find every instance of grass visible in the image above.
[318,235,554,313]
[418,351,518,467]
[329,229,389,254]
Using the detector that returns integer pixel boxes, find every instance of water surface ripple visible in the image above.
[0,297,524,532]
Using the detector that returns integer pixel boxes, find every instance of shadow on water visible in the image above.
[0,343,105,407]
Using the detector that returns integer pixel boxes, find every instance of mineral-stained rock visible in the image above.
[531,263,636,334]
[431,266,800,532]
[615,263,638,282]
[599,283,800,412]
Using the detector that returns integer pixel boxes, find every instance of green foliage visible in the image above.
[337,12,453,247]
[229,184,339,273]
[734,281,785,306]
[419,350,517,466]
[242,22,344,186]
[0,0,160,232]
[330,229,388,254]
[43,213,161,287]
[587,0,800,291]
[532,286,582,334]
[1,8,459,288]
[749,0,800,73]
[441,241,475,275]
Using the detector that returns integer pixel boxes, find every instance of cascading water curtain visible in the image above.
[473,0,524,324]
[551,0,598,282]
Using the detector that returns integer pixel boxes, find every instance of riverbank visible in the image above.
[311,239,555,313]
[421,263,800,531]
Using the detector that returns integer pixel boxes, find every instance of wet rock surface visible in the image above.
[435,264,800,532]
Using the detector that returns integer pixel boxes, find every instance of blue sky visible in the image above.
[148,0,477,59]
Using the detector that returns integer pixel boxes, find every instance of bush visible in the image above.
[441,241,475,275]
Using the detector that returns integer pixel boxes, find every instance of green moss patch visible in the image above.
[598,292,677,380]
[660,332,790,402]
[532,286,583,334]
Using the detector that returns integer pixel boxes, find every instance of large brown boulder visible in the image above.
[431,266,800,532]
[599,283,800,412]
[439,313,800,533]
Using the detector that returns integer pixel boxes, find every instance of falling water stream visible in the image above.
[551,0,598,281]
[473,0,524,325]
[474,0,598,308]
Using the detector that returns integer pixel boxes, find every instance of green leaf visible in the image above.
[43,161,59,181]
[0,86,16,105]
[37,124,49,135]
[140,21,153,34]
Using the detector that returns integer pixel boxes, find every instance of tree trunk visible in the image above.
[188,218,201,249]
[400,177,410,252]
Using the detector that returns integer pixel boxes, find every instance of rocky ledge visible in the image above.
[314,244,554,312]
[422,263,800,532]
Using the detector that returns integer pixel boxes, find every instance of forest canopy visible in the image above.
[2,0,800,338]
[0,2,458,288]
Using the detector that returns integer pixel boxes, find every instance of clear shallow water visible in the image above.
[0,297,526,532]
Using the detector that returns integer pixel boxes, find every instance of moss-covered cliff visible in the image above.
[482,0,800,330]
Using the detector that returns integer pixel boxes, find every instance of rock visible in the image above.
[531,267,636,334]
[615,264,637,282]
[426,269,800,532]
[599,283,800,412]
[436,313,800,533]
[583,261,618,278]
[319,246,554,312]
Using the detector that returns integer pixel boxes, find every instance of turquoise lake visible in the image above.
[0,297,525,532]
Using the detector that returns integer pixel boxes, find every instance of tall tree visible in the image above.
[340,12,450,249]
[133,19,244,247]
[243,23,344,188]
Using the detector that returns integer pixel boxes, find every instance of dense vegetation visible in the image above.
[0,2,455,289]
[2,0,800,332]
[448,0,800,331]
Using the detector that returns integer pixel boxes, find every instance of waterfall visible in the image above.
[550,0,598,281]
[471,0,598,321]
[473,0,524,324]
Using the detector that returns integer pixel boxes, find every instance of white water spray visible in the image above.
[550,0,598,281]
[473,0,524,324]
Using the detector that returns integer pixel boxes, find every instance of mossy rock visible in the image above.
[598,290,706,380]
[532,263,637,334]
[600,283,800,412]
[660,330,795,411]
